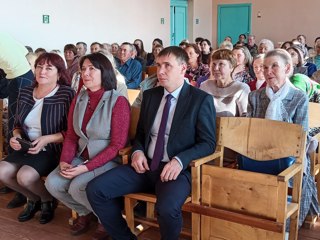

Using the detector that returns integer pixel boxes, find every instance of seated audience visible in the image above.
[179,41,188,49]
[200,39,212,64]
[45,52,130,238]
[86,46,216,240]
[219,40,233,50]
[35,48,46,57]
[258,39,274,54]
[184,43,209,87]
[248,54,267,91]
[117,42,142,89]
[76,42,87,57]
[0,53,75,224]
[233,34,247,47]
[286,45,308,75]
[132,44,146,70]
[224,36,232,43]
[195,37,204,50]
[297,34,313,51]
[64,44,79,81]
[247,49,319,227]
[90,42,103,53]
[290,73,320,136]
[247,34,258,57]
[146,38,163,65]
[134,39,148,60]
[232,46,254,84]
[200,49,250,117]
[111,43,120,57]
[310,38,320,70]
[281,41,293,50]
[146,44,163,66]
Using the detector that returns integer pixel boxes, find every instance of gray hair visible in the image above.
[258,39,274,50]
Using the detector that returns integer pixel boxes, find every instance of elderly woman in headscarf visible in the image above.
[247,49,319,228]
[290,73,320,137]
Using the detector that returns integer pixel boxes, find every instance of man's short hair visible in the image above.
[76,42,87,50]
[157,46,189,65]
[121,42,134,52]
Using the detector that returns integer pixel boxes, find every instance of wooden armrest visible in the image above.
[190,150,222,168]
[285,203,299,219]
[278,164,302,182]
[119,146,132,156]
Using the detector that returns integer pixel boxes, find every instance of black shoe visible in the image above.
[39,199,57,224]
[7,192,27,209]
[0,186,13,194]
[18,200,41,222]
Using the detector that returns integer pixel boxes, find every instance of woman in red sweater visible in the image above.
[45,52,130,239]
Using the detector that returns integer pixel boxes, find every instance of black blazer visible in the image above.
[133,82,216,170]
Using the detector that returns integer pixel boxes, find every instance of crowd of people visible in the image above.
[0,31,320,240]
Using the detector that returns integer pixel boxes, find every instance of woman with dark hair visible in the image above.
[184,43,210,87]
[0,53,75,224]
[200,39,212,64]
[45,52,130,239]
[146,38,163,65]
[146,44,163,66]
[287,45,317,77]
[134,39,147,60]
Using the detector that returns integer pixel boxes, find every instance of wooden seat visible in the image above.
[120,118,222,239]
[183,117,307,240]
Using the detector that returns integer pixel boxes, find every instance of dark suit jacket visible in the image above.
[133,82,216,170]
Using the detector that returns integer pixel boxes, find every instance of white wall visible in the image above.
[188,0,213,43]
[1,0,171,52]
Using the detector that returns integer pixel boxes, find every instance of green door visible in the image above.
[217,4,251,46]
[170,0,188,46]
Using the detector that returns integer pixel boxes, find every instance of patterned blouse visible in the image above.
[233,69,254,84]
[185,63,210,86]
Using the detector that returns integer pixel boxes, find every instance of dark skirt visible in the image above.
[3,150,58,176]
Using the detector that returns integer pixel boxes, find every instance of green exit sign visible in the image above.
[42,15,50,24]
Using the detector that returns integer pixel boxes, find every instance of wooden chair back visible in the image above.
[184,117,307,240]
[309,102,320,129]
[127,89,140,106]
[145,66,157,78]
[308,102,320,219]
[128,107,140,142]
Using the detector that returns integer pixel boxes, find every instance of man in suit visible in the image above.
[86,46,216,240]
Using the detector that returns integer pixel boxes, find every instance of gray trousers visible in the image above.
[45,157,119,216]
